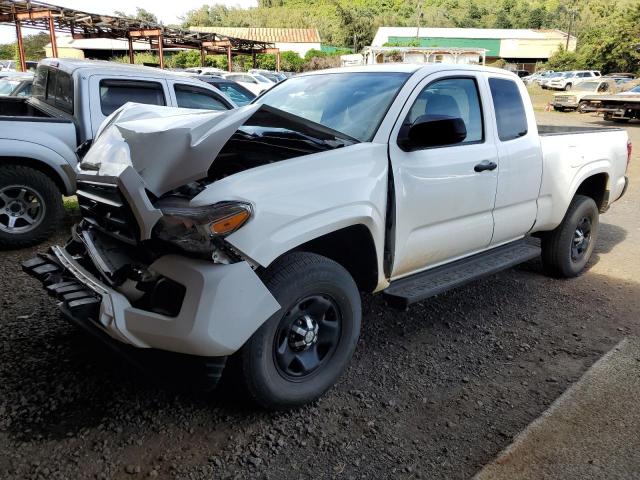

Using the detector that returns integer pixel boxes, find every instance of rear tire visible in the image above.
[239,252,361,410]
[541,195,599,278]
[0,165,64,249]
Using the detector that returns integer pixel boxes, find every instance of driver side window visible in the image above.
[405,77,484,144]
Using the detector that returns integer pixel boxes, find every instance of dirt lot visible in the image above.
[1,111,639,480]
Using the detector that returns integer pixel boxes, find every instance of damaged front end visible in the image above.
[22,102,357,361]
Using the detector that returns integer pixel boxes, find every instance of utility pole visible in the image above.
[416,2,423,40]
[565,8,577,51]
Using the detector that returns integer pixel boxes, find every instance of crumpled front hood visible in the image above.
[81,102,259,196]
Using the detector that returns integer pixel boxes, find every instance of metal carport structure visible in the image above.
[0,0,280,71]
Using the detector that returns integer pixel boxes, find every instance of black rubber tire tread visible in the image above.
[239,251,361,410]
[0,165,64,249]
[541,194,599,278]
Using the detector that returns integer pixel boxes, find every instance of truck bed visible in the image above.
[538,125,623,136]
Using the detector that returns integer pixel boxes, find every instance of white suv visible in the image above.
[547,70,601,91]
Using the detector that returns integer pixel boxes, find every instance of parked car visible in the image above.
[523,71,553,85]
[581,84,640,122]
[540,71,564,89]
[511,69,530,78]
[547,70,601,91]
[248,69,287,83]
[223,72,274,95]
[552,79,618,112]
[185,67,226,76]
[197,76,256,106]
[0,60,38,72]
[0,73,33,97]
[610,77,634,87]
[23,64,630,410]
[0,58,236,248]
[603,73,636,80]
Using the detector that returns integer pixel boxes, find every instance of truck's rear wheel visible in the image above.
[239,252,361,410]
[0,165,64,249]
[541,195,599,278]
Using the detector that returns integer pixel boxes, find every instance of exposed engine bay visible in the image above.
[73,102,360,307]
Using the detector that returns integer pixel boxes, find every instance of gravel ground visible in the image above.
[1,111,639,480]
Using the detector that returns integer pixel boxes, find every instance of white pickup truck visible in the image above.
[0,58,235,248]
[23,64,630,409]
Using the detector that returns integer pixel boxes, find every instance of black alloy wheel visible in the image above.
[571,216,592,262]
[273,294,342,380]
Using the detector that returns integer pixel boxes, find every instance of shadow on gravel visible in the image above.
[594,222,627,254]
[2,237,639,480]
[1,318,260,442]
[518,222,627,276]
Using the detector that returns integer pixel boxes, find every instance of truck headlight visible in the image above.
[568,96,577,104]
[153,198,252,253]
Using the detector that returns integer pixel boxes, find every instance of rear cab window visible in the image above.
[488,77,528,141]
[174,84,230,111]
[32,65,74,114]
[99,80,166,116]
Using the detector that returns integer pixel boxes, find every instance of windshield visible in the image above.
[216,83,255,106]
[261,73,280,83]
[0,79,20,95]
[254,74,272,84]
[578,82,600,91]
[255,72,410,141]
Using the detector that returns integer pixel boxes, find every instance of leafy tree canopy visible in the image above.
[181,0,640,73]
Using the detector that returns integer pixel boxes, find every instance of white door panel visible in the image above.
[389,71,499,278]
[485,75,543,245]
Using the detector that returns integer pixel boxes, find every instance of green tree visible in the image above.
[114,7,158,24]
[0,43,15,60]
[527,7,548,29]
[546,48,581,71]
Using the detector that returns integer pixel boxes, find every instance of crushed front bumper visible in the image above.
[22,244,280,358]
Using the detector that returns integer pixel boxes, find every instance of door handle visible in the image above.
[474,161,497,173]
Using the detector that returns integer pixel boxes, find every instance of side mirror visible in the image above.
[398,115,467,151]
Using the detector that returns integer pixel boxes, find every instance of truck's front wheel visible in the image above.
[0,165,64,249]
[240,252,361,410]
[541,195,599,278]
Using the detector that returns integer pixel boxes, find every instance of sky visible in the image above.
[0,0,257,44]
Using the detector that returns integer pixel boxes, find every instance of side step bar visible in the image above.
[383,239,541,309]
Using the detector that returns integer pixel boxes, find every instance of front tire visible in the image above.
[239,252,361,410]
[0,165,64,249]
[542,195,599,278]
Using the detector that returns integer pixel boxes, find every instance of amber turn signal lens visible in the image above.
[209,210,250,235]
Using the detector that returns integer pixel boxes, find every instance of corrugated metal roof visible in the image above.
[190,27,321,44]
[372,27,574,46]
